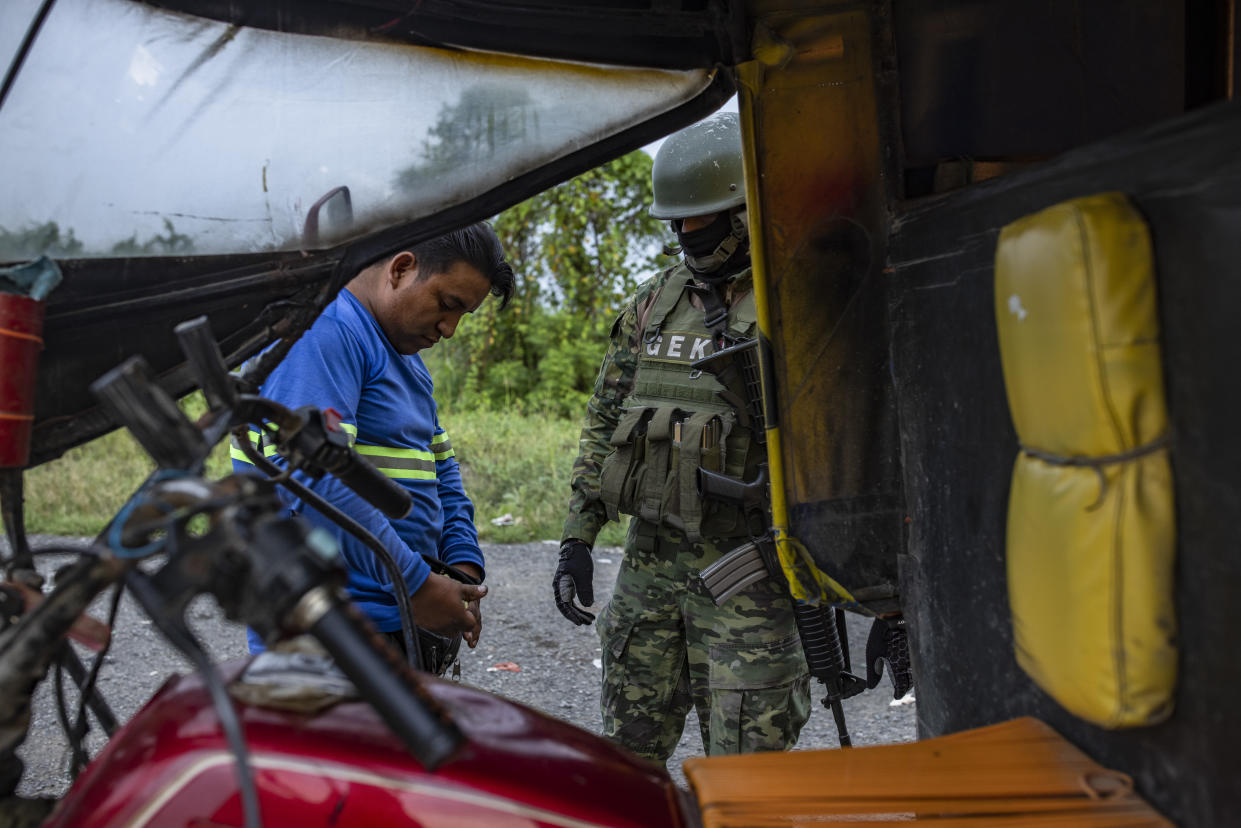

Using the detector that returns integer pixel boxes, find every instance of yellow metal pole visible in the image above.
[737,64,857,608]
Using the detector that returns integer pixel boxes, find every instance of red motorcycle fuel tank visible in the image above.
[44,656,687,828]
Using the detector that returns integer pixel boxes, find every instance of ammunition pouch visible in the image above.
[600,404,753,542]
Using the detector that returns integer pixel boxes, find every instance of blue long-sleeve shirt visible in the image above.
[233,289,483,648]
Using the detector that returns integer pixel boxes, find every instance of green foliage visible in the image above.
[23,427,155,536]
[396,82,537,195]
[0,221,85,259]
[110,218,194,256]
[22,393,229,536]
[446,409,628,546]
[0,218,194,260]
[398,81,675,415]
[426,150,675,416]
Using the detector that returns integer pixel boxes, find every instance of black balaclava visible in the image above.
[675,208,750,285]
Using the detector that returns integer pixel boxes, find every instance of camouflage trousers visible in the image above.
[596,520,811,763]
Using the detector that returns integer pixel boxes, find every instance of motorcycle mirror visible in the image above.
[303,186,353,248]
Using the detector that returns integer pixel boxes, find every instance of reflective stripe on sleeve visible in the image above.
[231,420,359,465]
[431,431,455,461]
[229,430,278,465]
[355,444,437,480]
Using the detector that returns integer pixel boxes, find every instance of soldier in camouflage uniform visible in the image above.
[553,112,811,763]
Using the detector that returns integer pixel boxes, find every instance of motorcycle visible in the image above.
[1,318,692,828]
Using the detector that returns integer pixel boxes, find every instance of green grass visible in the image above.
[22,394,231,537]
[22,404,627,547]
[443,408,627,546]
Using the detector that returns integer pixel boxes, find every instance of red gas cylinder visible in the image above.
[44,658,689,828]
[0,292,45,467]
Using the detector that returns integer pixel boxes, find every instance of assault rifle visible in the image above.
[693,339,910,748]
[697,464,865,747]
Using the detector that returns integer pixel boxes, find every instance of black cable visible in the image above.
[125,571,262,828]
[0,543,122,737]
[0,0,57,116]
[276,474,423,668]
[238,259,353,394]
[53,652,90,772]
[52,637,120,737]
[237,436,422,670]
[68,581,124,777]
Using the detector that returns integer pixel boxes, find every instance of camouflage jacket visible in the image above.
[562,261,753,546]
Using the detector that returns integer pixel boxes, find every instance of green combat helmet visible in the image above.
[651,111,749,277]
[650,111,746,219]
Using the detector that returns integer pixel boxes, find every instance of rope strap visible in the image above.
[1021,433,1171,510]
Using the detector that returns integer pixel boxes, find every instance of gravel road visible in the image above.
[8,536,915,799]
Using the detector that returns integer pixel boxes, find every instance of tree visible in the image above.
[110,218,193,256]
[428,150,675,416]
[395,82,536,196]
[396,83,674,414]
[0,222,85,260]
[0,219,193,260]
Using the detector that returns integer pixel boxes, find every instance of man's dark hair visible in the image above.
[412,221,515,309]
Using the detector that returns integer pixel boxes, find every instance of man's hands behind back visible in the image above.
[453,562,484,648]
[411,572,487,645]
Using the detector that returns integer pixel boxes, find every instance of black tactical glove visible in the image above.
[553,540,595,625]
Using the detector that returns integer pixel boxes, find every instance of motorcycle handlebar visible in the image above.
[300,590,461,769]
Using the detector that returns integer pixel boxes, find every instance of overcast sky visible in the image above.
[1,0,715,259]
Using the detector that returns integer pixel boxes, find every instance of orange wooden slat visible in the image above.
[684,718,1171,828]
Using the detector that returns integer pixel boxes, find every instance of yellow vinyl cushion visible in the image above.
[995,193,1176,728]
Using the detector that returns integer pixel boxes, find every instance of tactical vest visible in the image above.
[599,264,761,542]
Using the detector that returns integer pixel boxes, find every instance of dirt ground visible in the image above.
[7,536,916,798]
